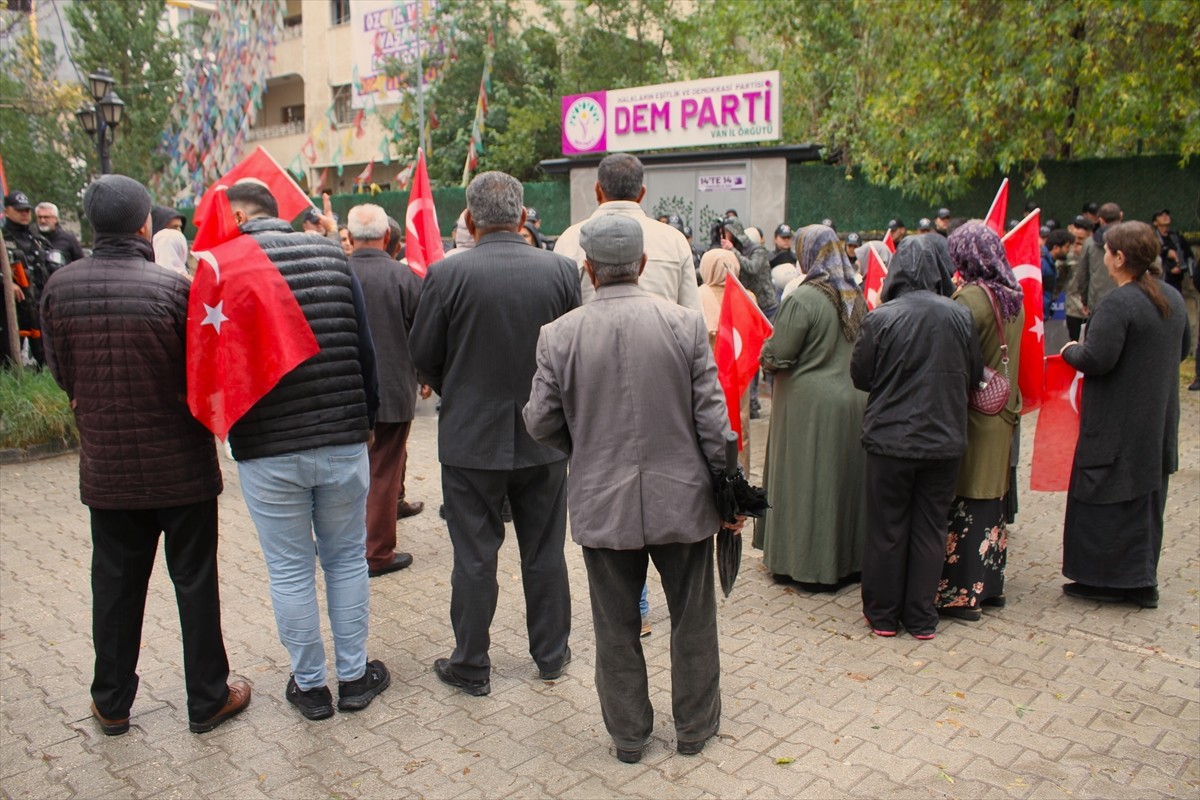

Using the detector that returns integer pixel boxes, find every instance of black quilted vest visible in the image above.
[228,217,369,461]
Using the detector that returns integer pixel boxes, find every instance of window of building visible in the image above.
[332,84,353,125]
[282,105,305,125]
[330,0,350,26]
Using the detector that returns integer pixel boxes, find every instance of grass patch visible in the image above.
[0,367,77,450]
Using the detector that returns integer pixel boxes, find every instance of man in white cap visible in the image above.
[523,213,742,764]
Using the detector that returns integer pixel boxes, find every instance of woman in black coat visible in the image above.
[1059,221,1191,608]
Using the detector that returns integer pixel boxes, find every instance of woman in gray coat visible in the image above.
[1059,221,1191,608]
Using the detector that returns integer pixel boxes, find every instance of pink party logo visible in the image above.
[562,92,606,154]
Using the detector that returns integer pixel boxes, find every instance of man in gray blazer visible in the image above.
[523,214,740,764]
[410,172,580,697]
[346,203,424,577]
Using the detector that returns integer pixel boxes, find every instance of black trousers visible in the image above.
[90,499,230,722]
[441,461,570,680]
[582,539,721,750]
[861,454,960,636]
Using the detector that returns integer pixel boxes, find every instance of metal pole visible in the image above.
[98,116,111,175]
[415,0,425,153]
[0,230,22,371]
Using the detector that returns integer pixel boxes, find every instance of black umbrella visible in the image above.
[714,432,770,597]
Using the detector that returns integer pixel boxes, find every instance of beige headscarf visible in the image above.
[153,229,190,279]
[697,248,741,335]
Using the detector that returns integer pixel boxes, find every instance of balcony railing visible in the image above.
[280,22,302,40]
[247,120,305,141]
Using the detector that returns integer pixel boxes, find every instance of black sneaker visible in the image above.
[286,675,334,720]
[337,660,391,711]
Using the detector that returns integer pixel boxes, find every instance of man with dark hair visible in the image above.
[41,174,250,736]
[1152,209,1192,294]
[3,190,52,363]
[1073,202,1123,320]
[1043,229,1074,319]
[411,171,579,697]
[934,208,952,236]
[150,204,186,235]
[524,213,740,764]
[385,215,404,260]
[554,153,700,312]
[346,203,424,576]
[224,179,389,721]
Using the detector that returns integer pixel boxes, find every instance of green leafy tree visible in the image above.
[0,30,89,219]
[66,0,183,183]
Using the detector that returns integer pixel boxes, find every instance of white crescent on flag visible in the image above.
[1068,369,1084,414]
[195,250,220,283]
[406,197,433,237]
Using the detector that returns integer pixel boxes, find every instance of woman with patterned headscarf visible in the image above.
[937,221,1025,621]
[754,225,869,590]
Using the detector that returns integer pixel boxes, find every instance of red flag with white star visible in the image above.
[1002,208,1044,411]
[714,272,773,449]
[187,234,319,439]
[863,245,888,310]
[404,149,443,277]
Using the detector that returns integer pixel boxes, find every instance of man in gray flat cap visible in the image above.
[523,214,742,765]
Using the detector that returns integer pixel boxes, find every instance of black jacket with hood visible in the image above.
[850,235,983,459]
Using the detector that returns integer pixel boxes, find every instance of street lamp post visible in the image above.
[74,68,126,175]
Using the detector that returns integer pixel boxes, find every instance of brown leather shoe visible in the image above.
[90,700,129,736]
[396,500,425,519]
[189,680,251,733]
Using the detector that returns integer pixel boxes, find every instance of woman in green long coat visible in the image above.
[938,222,1024,620]
[754,225,869,590]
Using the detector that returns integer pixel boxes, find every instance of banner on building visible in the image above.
[561,71,780,156]
[351,0,443,110]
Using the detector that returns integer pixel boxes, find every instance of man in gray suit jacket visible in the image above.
[523,214,741,764]
[346,203,424,577]
[410,172,580,697]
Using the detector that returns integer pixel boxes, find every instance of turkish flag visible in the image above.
[191,190,240,252]
[714,272,773,448]
[882,228,896,254]
[404,149,444,277]
[1003,209,1044,411]
[1030,355,1082,491]
[192,146,314,237]
[863,245,888,310]
[985,178,1009,237]
[187,234,320,440]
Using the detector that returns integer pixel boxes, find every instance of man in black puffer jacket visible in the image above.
[222,181,388,722]
[41,174,250,737]
[850,235,983,640]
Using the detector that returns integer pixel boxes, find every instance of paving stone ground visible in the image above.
[2,388,1197,799]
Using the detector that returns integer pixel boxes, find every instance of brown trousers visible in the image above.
[365,421,411,570]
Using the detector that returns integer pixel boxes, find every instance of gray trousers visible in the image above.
[582,538,721,750]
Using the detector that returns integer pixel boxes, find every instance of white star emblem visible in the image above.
[201,301,228,334]
[1029,316,1044,342]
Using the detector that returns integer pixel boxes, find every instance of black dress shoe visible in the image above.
[396,500,425,519]
[1063,582,1124,603]
[433,658,490,696]
[90,701,130,736]
[981,594,1007,608]
[677,735,710,755]
[616,746,643,763]
[368,553,413,577]
[538,647,571,681]
[938,606,982,622]
[1125,586,1159,608]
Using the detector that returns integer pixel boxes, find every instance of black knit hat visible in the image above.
[83,175,153,234]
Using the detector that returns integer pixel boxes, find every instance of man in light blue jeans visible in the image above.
[224,182,388,721]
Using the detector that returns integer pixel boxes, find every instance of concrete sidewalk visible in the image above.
[2,391,1197,799]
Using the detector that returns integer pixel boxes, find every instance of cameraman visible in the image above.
[1152,209,1192,294]
[3,191,52,364]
